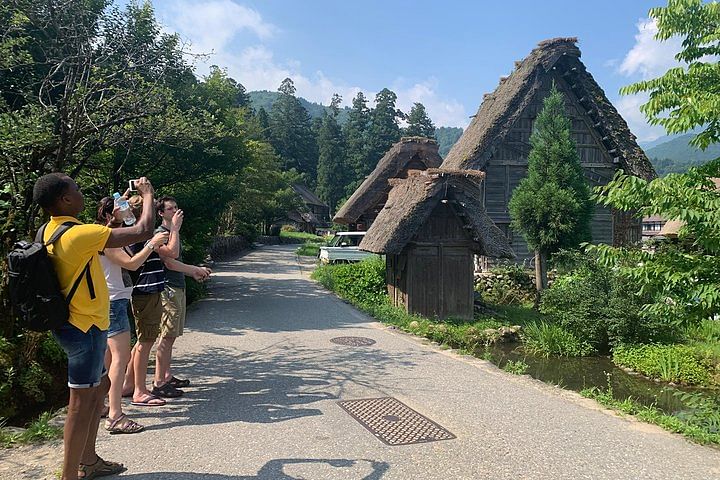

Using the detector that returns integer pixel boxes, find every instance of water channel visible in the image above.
[483,342,716,415]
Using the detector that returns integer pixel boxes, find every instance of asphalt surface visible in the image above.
[88,245,720,480]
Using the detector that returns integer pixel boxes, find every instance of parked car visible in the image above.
[318,232,376,264]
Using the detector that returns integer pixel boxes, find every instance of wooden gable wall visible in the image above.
[483,72,618,261]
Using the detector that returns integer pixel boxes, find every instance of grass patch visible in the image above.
[280,231,325,243]
[502,360,529,375]
[1,411,63,448]
[522,321,594,357]
[295,243,322,257]
[581,386,720,445]
[612,344,715,387]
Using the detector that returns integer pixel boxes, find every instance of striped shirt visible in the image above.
[129,242,166,295]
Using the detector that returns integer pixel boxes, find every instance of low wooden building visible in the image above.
[360,169,514,319]
[442,37,657,264]
[282,184,330,233]
[334,136,442,230]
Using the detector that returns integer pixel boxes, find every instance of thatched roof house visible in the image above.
[283,184,329,233]
[442,37,657,262]
[361,169,514,319]
[334,136,442,229]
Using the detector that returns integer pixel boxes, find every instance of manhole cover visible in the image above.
[338,397,455,446]
[330,336,376,346]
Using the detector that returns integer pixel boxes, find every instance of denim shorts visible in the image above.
[108,299,131,338]
[52,323,108,389]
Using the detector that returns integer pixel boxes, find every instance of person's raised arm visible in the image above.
[104,177,155,248]
[104,231,169,271]
[157,209,183,259]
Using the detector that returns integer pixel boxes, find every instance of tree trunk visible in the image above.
[534,250,548,308]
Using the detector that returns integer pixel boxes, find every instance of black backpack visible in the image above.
[7,221,96,331]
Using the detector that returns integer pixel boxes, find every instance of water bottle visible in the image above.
[112,192,136,226]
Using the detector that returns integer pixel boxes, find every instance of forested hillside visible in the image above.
[645,133,720,176]
[249,91,351,125]
[435,127,464,157]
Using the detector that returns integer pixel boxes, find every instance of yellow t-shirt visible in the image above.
[44,216,111,332]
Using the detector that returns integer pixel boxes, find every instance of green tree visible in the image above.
[404,102,436,138]
[508,86,593,293]
[269,78,318,184]
[593,0,720,327]
[316,94,348,213]
[343,92,372,195]
[255,107,271,141]
[367,88,402,171]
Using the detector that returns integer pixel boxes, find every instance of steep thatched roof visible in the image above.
[360,170,515,258]
[334,137,442,224]
[292,184,327,209]
[443,37,656,181]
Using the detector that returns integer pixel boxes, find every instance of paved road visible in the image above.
[43,246,720,478]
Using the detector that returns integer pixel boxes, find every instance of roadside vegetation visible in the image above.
[311,253,720,444]
[0,411,63,448]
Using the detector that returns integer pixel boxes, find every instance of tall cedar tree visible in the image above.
[343,92,372,195]
[368,88,402,171]
[404,102,436,138]
[316,94,348,213]
[508,86,593,292]
[269,78,319,185]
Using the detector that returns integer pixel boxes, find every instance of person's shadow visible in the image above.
[115,457,390,479]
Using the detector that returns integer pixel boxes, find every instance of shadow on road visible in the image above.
[117,457,390,479]
[130,340,420,430]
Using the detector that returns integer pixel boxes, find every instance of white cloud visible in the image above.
[157,1,467,127]
[615,18,683,142]
[619,18,682,79]
[165,0,276,56]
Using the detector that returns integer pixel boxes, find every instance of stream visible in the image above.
[484,342,715,415]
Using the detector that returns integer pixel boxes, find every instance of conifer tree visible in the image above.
[508,86,593,293]
[316,94,348,213]
[255,107,271,141]
[343,92,372,195]
[367,88,402,170]
[269,78,318,185]
[404,102,436,138]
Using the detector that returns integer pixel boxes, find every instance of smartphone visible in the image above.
[128,179,138,192]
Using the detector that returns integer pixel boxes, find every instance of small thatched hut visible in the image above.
[334,136,442,230]
[442,37,656,265]
[361,169,514,319]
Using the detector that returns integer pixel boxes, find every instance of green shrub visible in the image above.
[475,263,535,305]
[0,331,67,421]
[522,321,594,357]
[540,250,679,350]
[613,344,713,386]
[312,256,386,306]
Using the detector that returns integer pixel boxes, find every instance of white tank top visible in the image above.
[99,251,133,301]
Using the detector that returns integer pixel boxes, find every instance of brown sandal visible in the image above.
[78,455,126,479]
[104,413,145,434]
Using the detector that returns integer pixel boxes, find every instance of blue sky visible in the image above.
[147,0,684,142]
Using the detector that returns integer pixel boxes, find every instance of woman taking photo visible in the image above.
[97,197,169,433]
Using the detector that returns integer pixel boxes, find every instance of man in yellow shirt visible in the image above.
[33,173,156,480]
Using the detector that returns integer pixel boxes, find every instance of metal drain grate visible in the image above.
[330,336,376,346]
[338,397,455,446]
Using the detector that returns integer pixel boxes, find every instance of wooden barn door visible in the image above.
[407,246,441,318]
[407,245,473,319]
[441,246,474,319]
